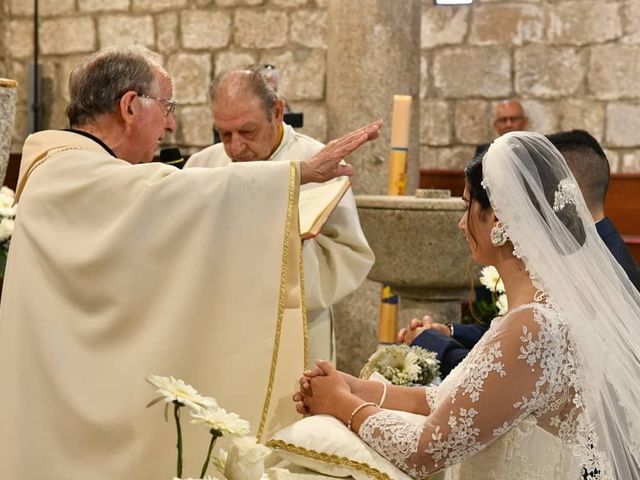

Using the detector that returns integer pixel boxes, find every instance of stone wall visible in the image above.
[421,1,640,173]
[2,0,640,174]
[2,0,329,155]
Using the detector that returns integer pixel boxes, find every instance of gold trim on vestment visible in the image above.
[298,225,310,370]
[266,439,391,480]
[257,161,300,440]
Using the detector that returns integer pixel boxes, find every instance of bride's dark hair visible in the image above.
[465,139,586,250]
[464,153,490,210]
[461,152,492,253]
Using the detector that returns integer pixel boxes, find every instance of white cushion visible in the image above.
[267,413,422,480]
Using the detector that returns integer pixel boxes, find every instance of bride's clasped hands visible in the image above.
[293,361,380,431]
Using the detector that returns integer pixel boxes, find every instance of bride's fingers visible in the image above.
[299,376,311,392]
[315,359,336,375]
[304,366,324,378]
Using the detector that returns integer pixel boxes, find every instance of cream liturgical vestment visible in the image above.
[186,124,374,363]
[0,130,308,479]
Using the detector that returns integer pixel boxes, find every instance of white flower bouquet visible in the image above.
[146,375,268,480]
[0,186,16,276]
[359,344,440,386]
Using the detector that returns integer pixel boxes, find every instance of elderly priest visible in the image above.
[0,46,381,479]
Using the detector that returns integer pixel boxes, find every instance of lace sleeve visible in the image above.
[425,385,437,411]
[359,306,566,477]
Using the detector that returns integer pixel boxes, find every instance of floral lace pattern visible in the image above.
[424,386,437,411]
[359,304,606,478]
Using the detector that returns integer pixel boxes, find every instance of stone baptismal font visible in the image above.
[356,189,472,334]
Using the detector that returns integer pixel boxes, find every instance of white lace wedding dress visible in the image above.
[359,302,602,480]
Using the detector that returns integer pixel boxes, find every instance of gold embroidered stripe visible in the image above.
[257,161,299,440]
[266,439,391,480]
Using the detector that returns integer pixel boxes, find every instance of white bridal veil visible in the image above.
[482,132,640,479]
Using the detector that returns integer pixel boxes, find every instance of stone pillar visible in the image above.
[326,0,421,195]
[326,0,422,375]
[0,79,18,186]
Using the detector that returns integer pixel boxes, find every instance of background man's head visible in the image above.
[546,129,610,221]
[210,66,285,162]
[494,99,528,136]
[66,46,176,163]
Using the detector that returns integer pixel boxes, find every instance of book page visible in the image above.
[299,177,350,240]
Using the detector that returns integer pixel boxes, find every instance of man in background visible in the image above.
[475,99,529,157]
[401,129,639,378]
[493,98,528,136]
[186,67,375,363]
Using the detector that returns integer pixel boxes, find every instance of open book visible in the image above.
[299,176,351,240]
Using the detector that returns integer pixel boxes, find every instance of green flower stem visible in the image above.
[174,402,183,478]
[200,429,222,478]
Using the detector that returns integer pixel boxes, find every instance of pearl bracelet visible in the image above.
[347,401,377,431]
[378,381,388,408]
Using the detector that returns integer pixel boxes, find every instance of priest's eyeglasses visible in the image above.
[139,94,177,117]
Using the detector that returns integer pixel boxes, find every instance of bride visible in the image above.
[294,132,640,479]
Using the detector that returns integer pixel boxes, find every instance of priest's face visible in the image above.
[214,93,284,162]
[129,71,177,163]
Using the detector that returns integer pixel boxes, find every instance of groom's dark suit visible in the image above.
[595,217,640,292]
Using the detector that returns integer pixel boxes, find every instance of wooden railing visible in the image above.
[420,168,640,264]
[603,173,640,263]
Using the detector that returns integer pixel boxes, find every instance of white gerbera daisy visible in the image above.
[0,218,14,242]
[190,406,250,437]
[0,186,15,198]
[496,293,508,315]
[479,265,504,293]
[0,201,16,218]
[0,187,16,218]
[146,375,218,411]
[378,345,421,385]
[390,348,421,379]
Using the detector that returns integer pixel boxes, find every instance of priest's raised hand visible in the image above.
[299,120,382,184]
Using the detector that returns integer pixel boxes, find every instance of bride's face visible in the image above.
[459,184,495,264]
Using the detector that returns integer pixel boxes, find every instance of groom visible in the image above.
[401,129,640,378]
